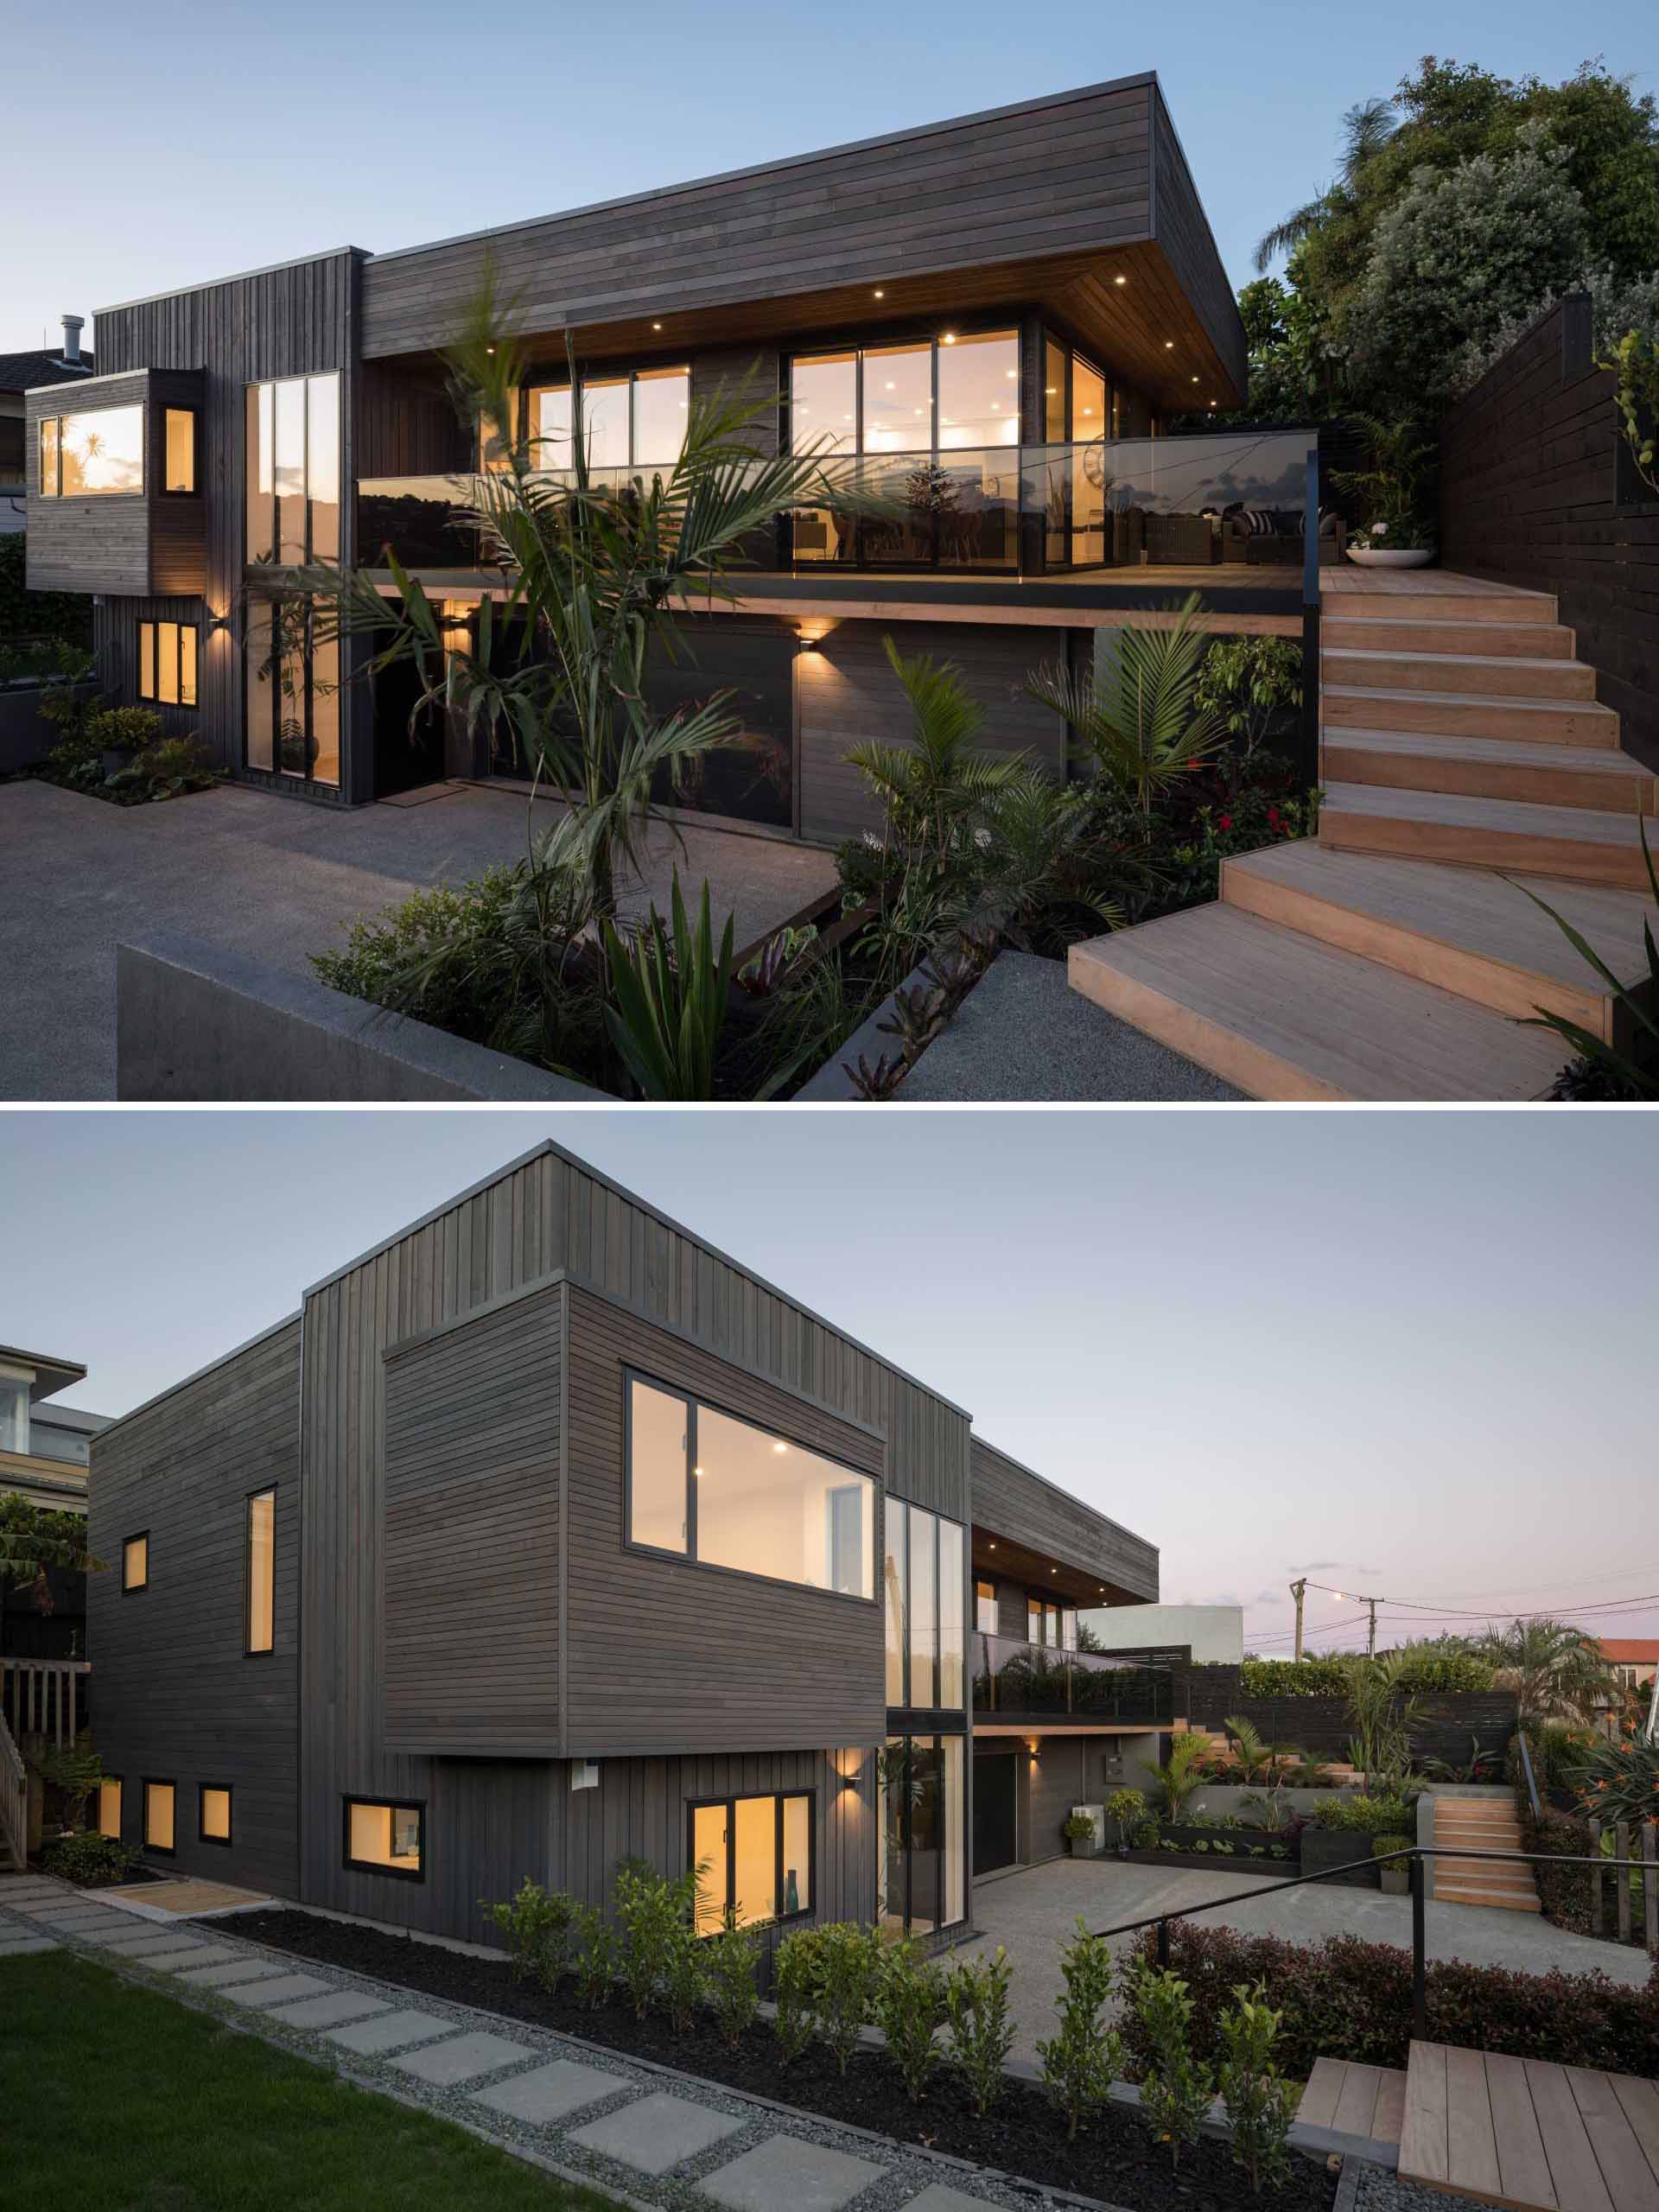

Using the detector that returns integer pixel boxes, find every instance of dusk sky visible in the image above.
[4,1,1651,353]
[3,1109,1651,1656]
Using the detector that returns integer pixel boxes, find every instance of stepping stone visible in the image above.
[325,2008,456,2057]
[90,1930,192,1954]
[175,1960,294,1990]
[221,1973,334,2008]
[389,2031,535,2088]
[146,1945,243,1974]
[473,2058,626,2126]
[262,1991,391,2031]
[0,1936,59,1956]
[121,1944,213,1969]
[700,2136,886,2211]
[900,2190,1003,2212]
[570,2091,745,2177]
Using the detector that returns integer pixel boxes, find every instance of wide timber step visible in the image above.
[1323,617,1578,660]
[1325,685,1623,748]
[1322,729,1658,814]
[1067,905,1567,1101]
[1323,584,1559,626]
[1220,843,1655,1045]
[1319,783,1659,891]
[1324,648,1597,700]
[1431,1798,1540,1914]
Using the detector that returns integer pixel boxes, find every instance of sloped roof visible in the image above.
[0,350,94,393]
[1599,1638,1659,1664]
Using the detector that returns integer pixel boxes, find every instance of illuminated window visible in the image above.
[38,405,143,496]
[123,1533,149,1592]
[885,1502,968,1707]
[975,1578,997,1636]
[631,366,690,465]
[137,621,197,709]
[200,1785,232,1845]
[880,1735,964,1936]
[163,409,196,493]
[344,1797,423,1878]
[246,1488,275,1654]
[245,596,339,788]
[627,1371,874,1598]
[97,1778,122,1839]
[937,328,1018,448]
[690,1790,813,1936]
[244,372,340,565]
[144,1780,175,1853]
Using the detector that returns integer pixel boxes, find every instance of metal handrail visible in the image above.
[1095,1840,1658,2044]
[1516,1730,1542,1821]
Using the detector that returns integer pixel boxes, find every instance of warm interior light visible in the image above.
[693,1465,703,1477]
[1113,274,1127,286]
[1164,340,1175,350]
[486,345,495,355]
[942,332,957,344]
[1005,369,1017,379]
[773,1441,787,1454]
[1191,375,1200,384]
[874,289,885,298]
[652,321,662,331]
[988,1541,996,1549]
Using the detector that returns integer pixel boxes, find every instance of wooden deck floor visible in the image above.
[1399,2042,1659,2212]
[1300,2058,1408,2142]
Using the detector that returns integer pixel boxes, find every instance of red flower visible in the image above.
[1268,807,1284,830]
[1217,814,1233,830]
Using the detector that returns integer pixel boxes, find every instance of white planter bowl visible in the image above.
[1346,546,1433,569]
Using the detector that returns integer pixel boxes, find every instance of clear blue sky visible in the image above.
[3,2,1651,353]
[3,1109,1652,1656]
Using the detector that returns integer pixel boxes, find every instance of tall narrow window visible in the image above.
[908,1504,937,1708]
[975,1578,997,1636]
[97,1778,122,1839]
[938,1517,965,1707]
[632,366,690,465]
[144,1780,175,1853]
[137,621,197,708]
[884,1505,908,1704]
[245,596,339,788]
[38,416,60,499]
[123,1534,149,1592]
[880,1734,965,1936]
[245,372,341,566]
[627,1378,689,1554]
[246,1488,275,1654]
[307,373,340,560]
[163,409,196,493]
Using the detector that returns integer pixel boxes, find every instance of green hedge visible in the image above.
[1236,1653,1495,1698]
[0,536,91,645]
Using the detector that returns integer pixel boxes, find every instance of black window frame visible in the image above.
[137,619,199,709]
[622,1365,876,1606]
[160,406,200,497]
[198,1782,234,1848]
[243,591,338,787]
[142,1776,176,1857]
[245,1484,276,1657]
[880,1732,968,1938]
[36,404,146,499]
[97,1772,124,1842]
[974,1576,997,1636]
[122,1530,149,1593]
[341,1794,427,1884]
[685,1787,817,1936]
[884,1497,969,1710]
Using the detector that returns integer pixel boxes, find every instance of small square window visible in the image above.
[343,1797,423,1880]
[200,1785,232,1845]
[144,1780,175,1853]
[123,1534,149,1592]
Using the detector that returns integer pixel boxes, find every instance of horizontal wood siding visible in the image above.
[970,1437,1159,1600]
[382,1286,563,1757]
[1440,297,1659,771]
[359,83,1155,359]
[25,372,153,595]
[86,1320,302,1897]
[798,619,1072,843]
[564,1287,885,1757]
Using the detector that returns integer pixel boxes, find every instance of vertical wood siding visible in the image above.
[86,1319,302,1897]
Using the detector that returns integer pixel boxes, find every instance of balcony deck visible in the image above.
[972,1633,1179,1728]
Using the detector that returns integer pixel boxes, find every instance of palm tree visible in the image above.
[1254,96,1399,272]
[1027,592,1227,817]
[302,271,883,925]
[1478,1618,1619,1725]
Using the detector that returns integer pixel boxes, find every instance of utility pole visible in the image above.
[1291,1579,1307,1662]
[1368,1597,1379,1658]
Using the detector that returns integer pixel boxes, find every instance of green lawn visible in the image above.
[0,1950,628,2212]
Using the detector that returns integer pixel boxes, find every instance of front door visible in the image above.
[972,1751,1016,1876]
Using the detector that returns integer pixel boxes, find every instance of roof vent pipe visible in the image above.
[60,315,84,364]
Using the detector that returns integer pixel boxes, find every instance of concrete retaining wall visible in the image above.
[116,932,613,1102]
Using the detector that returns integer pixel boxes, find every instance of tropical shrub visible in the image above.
[1237,1651,1494,1698]
[1519,824,1659,1103]
[1027,592,1227,816]
[613,1862,699,2020]
[1478,1618,1621,1724]
[485,1879,577,1985]
[873,1938,949,2103]
[703,1915,761,2046]
[812,1923,885,2077]
[1194,638,1304,782]
[1573,1737,1659,1829]
[42,1830,138,1885]
[1105,1788,1148,1847]
[1312,1793,1414,1835]
[1035,1920,1122,2139]
[602,873,741,1103]
[1217,1983,1299,2195]
[944,1947,1015,2116]
[1122,1921,1659,2078]
[570,1904,619,2009]
[772,1923,823,2065]
[1150,1732,1211,1820]
[1128,1961,1214,2171]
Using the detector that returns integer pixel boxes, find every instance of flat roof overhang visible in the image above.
[973,1528,1150,1609]
[971,1721,1163,1738]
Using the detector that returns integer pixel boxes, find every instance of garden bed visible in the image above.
[1117,1846,1294,1877]
[230,1908,1336,2212]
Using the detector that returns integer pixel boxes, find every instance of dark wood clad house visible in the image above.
[26,78,1302,836]
[85,1141,1165,1945]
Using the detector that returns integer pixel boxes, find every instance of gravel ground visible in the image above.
[1351,2159,1487,2212]
[899,951,1243,1103]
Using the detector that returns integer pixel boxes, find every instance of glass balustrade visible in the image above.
[970,1632,1179,1725]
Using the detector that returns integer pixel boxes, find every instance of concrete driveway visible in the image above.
[0,778,835,1099]
[953,1858,1653,2061]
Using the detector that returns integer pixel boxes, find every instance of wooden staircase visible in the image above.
[1432,1796,1540,1913]
[1069,572,1659,1100]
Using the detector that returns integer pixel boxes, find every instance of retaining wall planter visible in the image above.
[1184,1667,1517,1766]
[1300,1827,1382,1889]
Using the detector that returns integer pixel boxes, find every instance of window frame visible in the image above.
[142,1777,176,1857]
[137,620,199,709]
[685,1787,816,1936]
[244,371,340,568]
[122,1531,149,1593]
[622,1365,876,1606]
[97,1775,123,1840]
[975,1577,997,1637]
[885,1498,969,1713]
[244,592,340,788]
[340,1794,427,1884]
[198,1783,234,1848]
[518,363,692,474]
[36,404,145,498]
[161,407,199,496]
[245,1484,276,1657]
[879,1732,967,1938]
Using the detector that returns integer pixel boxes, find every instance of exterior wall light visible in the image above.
[205,612,232,634]
[1113,274,1128,286]
[798,635,821,653]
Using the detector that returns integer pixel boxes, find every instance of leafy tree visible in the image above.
[1478,1618,1620,1724]
[0,1495,100,1613]
[1027,594,1227,819]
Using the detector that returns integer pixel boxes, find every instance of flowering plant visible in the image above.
[1361,514,1435,551]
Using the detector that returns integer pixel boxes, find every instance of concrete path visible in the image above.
[953,1859,1654,2062]
[899,951,1243,1103]
[0,1872,1025,2212]
[0,779,835,1100]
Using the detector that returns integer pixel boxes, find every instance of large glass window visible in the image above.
[581,378,630,469]
[245,596,340,787]
[144,1780,175,1853]
[97,1778,122,1839]
[246,1488,275,1654]
[1071,354,1108,565]
[880,1734,964,1937]
[938,329,1018,448]
[245,372,340,566]
[162,409,196,493]
[344,1797,423,1878]
[632,366,690,464]
[626,1372,874,1599]
[862,344,931,453]
[138,621,197,709]
[1044,339,1067,444]
[524,368,690,474]
[885,1501,967,1708]
[690,1790,812,1936]
[789,352,857,455]
[39,405,143,497]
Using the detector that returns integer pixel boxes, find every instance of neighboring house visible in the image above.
[0,1341,109,1685]
[1,319,92,535]
[86,1140,1170,1944]
[22,78,1314,826]
[1080,1601,1243,1664]
[1600,1640,1659,1695]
